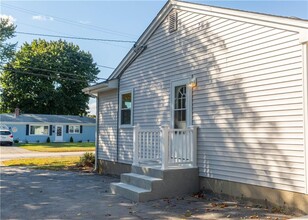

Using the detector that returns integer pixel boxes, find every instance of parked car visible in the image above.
[0,129,13,146]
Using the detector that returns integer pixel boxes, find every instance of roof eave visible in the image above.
[82,79,118,95]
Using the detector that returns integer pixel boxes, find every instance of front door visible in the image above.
[55,125,63,142]
[171,79,192,129]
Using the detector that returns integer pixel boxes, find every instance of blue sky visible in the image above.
[1,0,308,113]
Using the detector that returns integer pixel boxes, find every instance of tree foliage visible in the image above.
[0,39,99,115]
[0,18,17,64]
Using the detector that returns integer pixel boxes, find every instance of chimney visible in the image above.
[14,108,20,118]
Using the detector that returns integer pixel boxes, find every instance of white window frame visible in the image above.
[29,124,49,136]
[170,78,192,129]
[69,125,80,134]
[119,89,134,128]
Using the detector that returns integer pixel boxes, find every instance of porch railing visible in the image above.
[133,125,198,170]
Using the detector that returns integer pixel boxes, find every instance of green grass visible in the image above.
[2,156,80,171]
[17,142,95,152]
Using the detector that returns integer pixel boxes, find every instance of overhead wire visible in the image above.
[16,31,136,43]
[3,65,107,80]
[1,67,99,83]
[2,3,137,39]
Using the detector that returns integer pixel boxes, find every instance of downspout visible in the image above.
[94,94,99,171]
[116,78,120,162]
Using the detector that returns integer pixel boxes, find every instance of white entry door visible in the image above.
[55,125,63,142]
[171,79,192,129]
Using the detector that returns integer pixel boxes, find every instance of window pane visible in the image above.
[30,125,48,135]
[43,126,49,135]
[122,93,131,109]
[69,126,74,133]
[121,109,131,125]
[74,126,80,133]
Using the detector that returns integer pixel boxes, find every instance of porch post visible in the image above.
[133,125,139,166]
[189,125,198,167]
[160,125,169,170]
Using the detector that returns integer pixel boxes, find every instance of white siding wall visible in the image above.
[119,10,305,193]
[98,90,118,161]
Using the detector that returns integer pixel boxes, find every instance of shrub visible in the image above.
[36,140,40,143]
[70,136,74,143]
[78,140,82,143]
[14,139,19,143]
[46,137,50,143]
[25,139,28,144]
[77,152,95,167]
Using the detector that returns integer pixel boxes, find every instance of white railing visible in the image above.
[133,125,198,169]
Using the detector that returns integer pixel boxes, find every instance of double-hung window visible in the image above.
[69,125,80,134]
[30,125,49,135]
[120,91,133,126]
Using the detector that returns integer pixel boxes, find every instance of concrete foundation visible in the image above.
[200,177,308,214]
[97,159,131,176]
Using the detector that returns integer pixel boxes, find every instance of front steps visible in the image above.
[110,165,199,202]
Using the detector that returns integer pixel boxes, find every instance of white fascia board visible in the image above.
[299,30,308,44]
[176,1,308,32]
[82,79,118,95]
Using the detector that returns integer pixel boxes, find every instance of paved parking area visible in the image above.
[0,167,302,220]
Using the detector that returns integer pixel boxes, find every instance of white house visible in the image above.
[83,0,308,212]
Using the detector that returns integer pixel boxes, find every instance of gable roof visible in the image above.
[83,0,308,94]
[107,0,308,81]
[0,114,96,124]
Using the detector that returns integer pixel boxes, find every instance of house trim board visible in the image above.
[1,122,95,125]
[303,42,308,194]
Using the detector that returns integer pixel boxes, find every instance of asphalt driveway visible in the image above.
[0,167,302,220]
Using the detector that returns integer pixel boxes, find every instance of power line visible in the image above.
[16,31,136,43]
[2,3,137,39]
[3,65,107,80]
[13,46,115,70]
[4,68,98,83]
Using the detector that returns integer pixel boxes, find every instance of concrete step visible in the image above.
[111,166,199,202]
[131,165,164,178]
[110,182,152,202]
[121,173,162,190]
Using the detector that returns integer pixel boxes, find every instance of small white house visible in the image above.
[83,0,308,212]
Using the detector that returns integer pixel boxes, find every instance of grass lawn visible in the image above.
[2,156,80,171]
[17,142,95,152]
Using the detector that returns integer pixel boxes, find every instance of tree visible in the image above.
[0,18,17,64]
[0,39,99,115]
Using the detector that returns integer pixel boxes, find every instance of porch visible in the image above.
[110,125,199,202]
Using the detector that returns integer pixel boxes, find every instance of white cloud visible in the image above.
[0,14,16,25]
[32,15,54,21]
[79,20,90,25]
[88,102,96,115]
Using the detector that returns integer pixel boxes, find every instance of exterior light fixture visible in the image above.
[189,76,197,88]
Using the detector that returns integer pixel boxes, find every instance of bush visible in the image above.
[25,139,28,144]
[70,136,74,143]
[14,139,19,143]
[46,137,50,143]
[36,140,40,143]
[78,140,82,143]
[77,152,95,167]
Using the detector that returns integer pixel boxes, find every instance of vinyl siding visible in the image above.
[119,10,305,193]
[98,90,118,161]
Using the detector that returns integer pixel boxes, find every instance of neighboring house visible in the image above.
[0,113,96,143]
[83,0,308,213]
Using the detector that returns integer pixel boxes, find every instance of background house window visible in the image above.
[121,92,132,125]
[69,125,80,134]
[30,125,49,135]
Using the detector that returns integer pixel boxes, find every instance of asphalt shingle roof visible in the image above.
[0,114,95,124]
